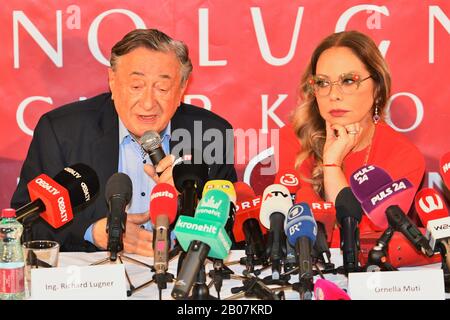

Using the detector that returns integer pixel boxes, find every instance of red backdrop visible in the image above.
[0,0,449,208]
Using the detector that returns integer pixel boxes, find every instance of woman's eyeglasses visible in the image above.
[308,73,372,97]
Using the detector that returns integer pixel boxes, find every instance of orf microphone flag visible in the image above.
[295,188,335,244]
[233,182,256,203]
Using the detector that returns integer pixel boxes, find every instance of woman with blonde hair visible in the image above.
[277,30,425,237]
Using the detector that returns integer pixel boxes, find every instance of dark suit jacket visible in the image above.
[11,92,237,252]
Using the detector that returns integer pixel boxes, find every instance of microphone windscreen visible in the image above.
[285,203,317,246]
[415,188,449,227]
[139,130,162,152]
[53,163,100,207]
[350,165,414,229]
[314,279,351,300]
[259,184,293,229]
[105,172,132,204]
[350,165,392,203]
[233,196,266,242]
[295,187,321,203]
[440,151,450,189]
[274,169,301,195]
[203,180,236,204]
[233,182,256,203]
[149,183,178,224]
[335,187,363,224]
[172,152,209,195]
[309,202,336,244]
[195,189,230,227]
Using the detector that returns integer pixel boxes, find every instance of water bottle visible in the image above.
[0,208,25,300]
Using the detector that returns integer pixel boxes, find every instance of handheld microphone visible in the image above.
[294,187,335,267]
[312,223,333,268]
[274,170,302,271]
[105,172,132,261]
[203,180,236,205]
[203,180,236,239]
[16,163,99,229]
[172,189,232,299]
[139,130,166,168]
[233,184,267,269]
[386,205,434,257]
[350,165,415,230]
[233,194,267,266]
[415,188,450,270]
[336,187,363,274]
[416,187,450,272]
[439,151,450,189]
[173,153,209,217]
[314,279,351,300]
[149,183,178,274]
[259,184,293,280]
[285,203,317,299]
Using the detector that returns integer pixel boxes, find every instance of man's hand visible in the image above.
[144,154,175,186]
[92,215,154,257]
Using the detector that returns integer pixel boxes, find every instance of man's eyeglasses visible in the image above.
[308,73,372,97]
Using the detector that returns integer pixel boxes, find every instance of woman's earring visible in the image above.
[373,105,380,124]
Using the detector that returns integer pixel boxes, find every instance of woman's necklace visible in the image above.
[363,125,376,166]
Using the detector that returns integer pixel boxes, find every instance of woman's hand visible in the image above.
[323,121,364,166]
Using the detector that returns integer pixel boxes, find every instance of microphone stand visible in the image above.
[437,240,450,292]
[151,234,177,300]
[262,232,291,285]
[365,227,398,272]
[207,258,234,299]
[229,274,285,300]
[90,236,154,297]
[187,264,218,300]
[21,215,40,243]
[312,223,335,272]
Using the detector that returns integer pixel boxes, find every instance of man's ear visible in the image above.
[108,68,115,99]
[178,80,188,105]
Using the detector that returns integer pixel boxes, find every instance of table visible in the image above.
[56,249,447,300]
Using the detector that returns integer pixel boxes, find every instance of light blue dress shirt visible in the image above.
[83,119,171,245]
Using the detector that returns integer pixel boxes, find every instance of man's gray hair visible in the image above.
[110,29,192,84]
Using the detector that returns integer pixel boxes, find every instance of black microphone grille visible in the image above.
[172,151,209,194]
[139,130,162,152]
[335,187,363,224]
[53,163,100,207]
[105,172,133,204]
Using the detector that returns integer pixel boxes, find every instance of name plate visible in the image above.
[30,264,127,300]
[348,269,445,300]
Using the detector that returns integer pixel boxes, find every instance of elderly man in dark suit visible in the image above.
[11,29,237,254]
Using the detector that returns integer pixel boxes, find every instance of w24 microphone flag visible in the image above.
[440,151,450,189]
